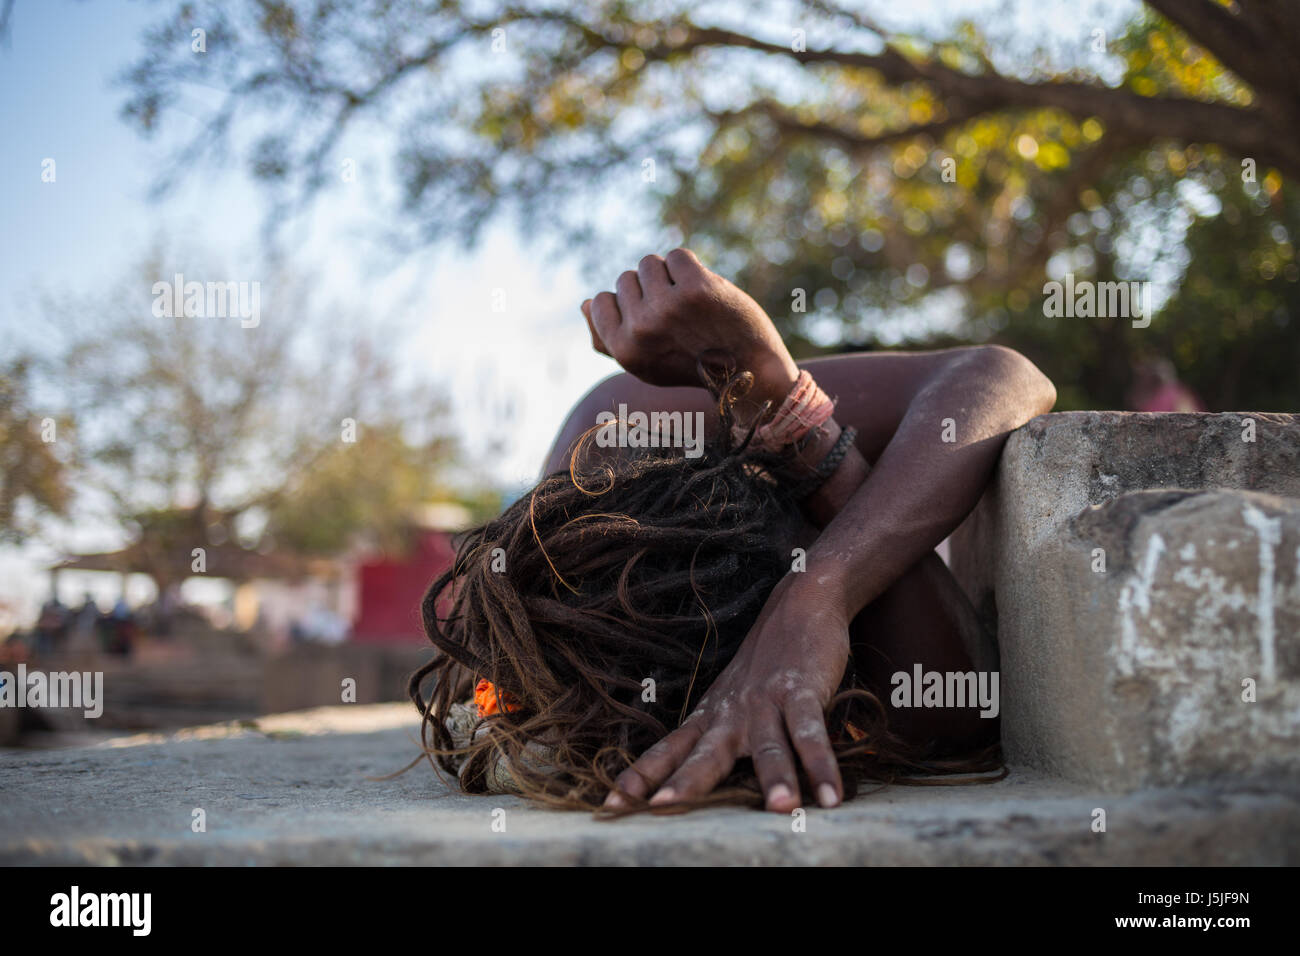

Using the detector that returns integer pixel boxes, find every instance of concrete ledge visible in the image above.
[2,704,1297,865]
[951,412,1300,791]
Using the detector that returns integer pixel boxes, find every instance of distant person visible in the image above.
[303,606,349,644]
[1128,357,1206,412]
[153,587,181,637]
[69,593,101,653]
[106,598,135,656]
[35,597,69,656]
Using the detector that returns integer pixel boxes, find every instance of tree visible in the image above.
[0,357,73,543]
[1156,175,1300,412]
[37,250,457,593]
[120,1,1300,408]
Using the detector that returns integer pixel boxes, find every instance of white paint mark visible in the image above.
[1117,533,1166,676]
[1241,504,1280,687]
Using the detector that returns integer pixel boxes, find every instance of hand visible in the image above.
[581,248,798,404]
[605,575,851,813]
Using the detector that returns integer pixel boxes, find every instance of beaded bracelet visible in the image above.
[732,369,835,454]
[784,426,858,501]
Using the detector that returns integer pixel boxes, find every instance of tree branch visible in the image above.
[665,23,1299,177]
[750,99,978,154]
[1144,0,1298,117]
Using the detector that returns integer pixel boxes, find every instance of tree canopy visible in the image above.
[120,0,1299,409]
[0,357,73,544]
[18,252,463,589]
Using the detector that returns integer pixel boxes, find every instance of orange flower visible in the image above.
[474,678,520,717]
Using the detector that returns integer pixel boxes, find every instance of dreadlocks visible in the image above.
[407,369,1000,812]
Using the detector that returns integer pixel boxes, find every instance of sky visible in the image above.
[0,0,1142,625]
[0,0,614,476]
[0,0,616,622]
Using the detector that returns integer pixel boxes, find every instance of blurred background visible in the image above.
[1,0,1296,744]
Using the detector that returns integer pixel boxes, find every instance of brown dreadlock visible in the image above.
[407,369,1001,812]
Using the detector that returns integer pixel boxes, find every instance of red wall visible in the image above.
[352,530,456,643]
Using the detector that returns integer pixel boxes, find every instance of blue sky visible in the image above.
[0,0,609,471]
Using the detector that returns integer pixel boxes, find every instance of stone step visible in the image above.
[2,703,1296,864]
[950,411,1300,791]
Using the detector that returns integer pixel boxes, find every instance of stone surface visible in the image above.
[950,412,1300,792]
[2,704,1297,865]
[262,644,430,713]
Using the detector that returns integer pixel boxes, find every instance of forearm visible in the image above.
[791,347,1055,617]
[764,415,869,529]
[774,402,995,676]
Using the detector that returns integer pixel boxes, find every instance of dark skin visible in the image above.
[543,249,1057,813]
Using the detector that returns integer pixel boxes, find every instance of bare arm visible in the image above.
[544,348,1054,544]
[546,349,1011,472]
[559,249,1055,813]
[795,347,1055,615]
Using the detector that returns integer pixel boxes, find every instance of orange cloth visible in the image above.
[474,678,520,717]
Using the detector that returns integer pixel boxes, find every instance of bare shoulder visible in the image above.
[542,346,1045,476]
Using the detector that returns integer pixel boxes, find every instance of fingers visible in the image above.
[582,248,705,382]
[783,691,843,808]
[615,270,643,313]
[603,689,843,811]
[586,250,691,347]
[649,725,740,806]
[588,290,622,354]
[747,704,801,813]
[580,299,610,355]
[637,253,672,291]
[664,247,705,285]
[604,719,703,807]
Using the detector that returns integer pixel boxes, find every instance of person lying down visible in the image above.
[408,248,1056,814]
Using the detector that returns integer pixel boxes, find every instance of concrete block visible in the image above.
[951,412,1300,790]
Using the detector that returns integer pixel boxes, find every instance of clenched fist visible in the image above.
[581,249,799,405]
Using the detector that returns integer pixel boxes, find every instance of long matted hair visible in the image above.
[407,369,1000,812]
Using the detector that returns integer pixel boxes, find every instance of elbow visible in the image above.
[977,344,1057,420]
